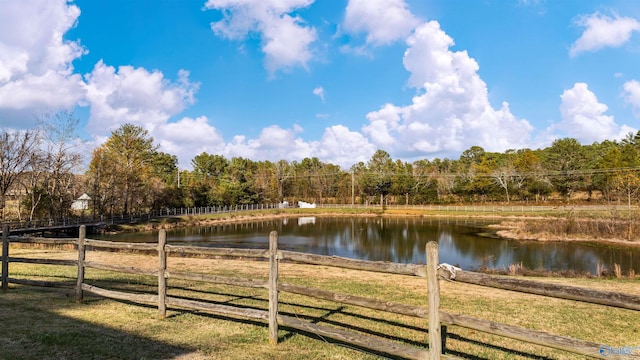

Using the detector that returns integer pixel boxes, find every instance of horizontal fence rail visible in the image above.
[2,224,635,359]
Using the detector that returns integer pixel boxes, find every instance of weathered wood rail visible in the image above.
[2,224,637,359]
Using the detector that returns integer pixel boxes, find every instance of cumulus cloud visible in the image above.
[222,124,313,161]
[204,0,317,75]
[154,116,225,167]
[623,80,640,117]
[313,86,325,102]
[0,0,86,126]
[219,124,375,169]
[362,21,533,158]
[552,82,633,142]
[314,125,376,168]
[83,61,199,134]
[0,0,376,170]
[156,122,375,170]
[343,0,420,47]
[570,12,640,57]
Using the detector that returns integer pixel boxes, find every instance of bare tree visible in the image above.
[612,172,640,209]
[492,164,516,203]
[0,129,40,219]
[38,111,84,219]
[20,149,47,221]
[274,160,293,202]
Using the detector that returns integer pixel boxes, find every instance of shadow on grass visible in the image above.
[157,288,553,360]
[0,286,196,360]
[444,332,554,360]
[4,278,557,360]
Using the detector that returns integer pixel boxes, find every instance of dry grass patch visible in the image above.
[3,247,640,359]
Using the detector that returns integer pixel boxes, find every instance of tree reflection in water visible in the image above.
[99,217,640,275]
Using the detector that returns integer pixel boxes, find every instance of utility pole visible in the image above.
[351,171,355,207]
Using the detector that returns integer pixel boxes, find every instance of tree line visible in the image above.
[2,118,640,221]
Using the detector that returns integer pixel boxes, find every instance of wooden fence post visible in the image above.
[2,225,9,291]
[268,231,279,345]
[76,225,86,302]
[426,241,441,360]
[158,229,167,319]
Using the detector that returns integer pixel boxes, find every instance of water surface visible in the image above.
[97,216,640,275]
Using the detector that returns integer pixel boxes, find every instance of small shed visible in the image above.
[298,201,316,209]
[71,193,91,211]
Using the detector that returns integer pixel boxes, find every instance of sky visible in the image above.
[1,0,640,170]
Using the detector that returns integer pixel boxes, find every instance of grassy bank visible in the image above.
[2,248,639,359]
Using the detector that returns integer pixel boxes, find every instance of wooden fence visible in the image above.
[2,224,638,359]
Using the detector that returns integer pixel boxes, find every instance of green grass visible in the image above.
[3,248,640,359]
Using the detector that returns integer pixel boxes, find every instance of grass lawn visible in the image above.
[1,247,639,359]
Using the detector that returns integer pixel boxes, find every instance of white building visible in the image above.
[71,193,91,211]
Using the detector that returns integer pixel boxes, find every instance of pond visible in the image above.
[98,216,640,275]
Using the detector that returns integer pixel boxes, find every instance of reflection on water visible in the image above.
[98,217,640,275]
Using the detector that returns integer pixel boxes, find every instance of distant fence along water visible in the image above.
[3,203,634,234]
[2,225,638,359]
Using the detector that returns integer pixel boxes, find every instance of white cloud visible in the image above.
[552,82,633,142]
[83,61,199,135]
[313,86,325,102]
[0,0,376,171]
[362,21,533,158]
[204,0,317,75]
[153,123,373,170]
[344,0,420,47]
[570,12,640,57]
[0,0,86,125]
[314,125,376,168]
[154,116,225,167]
[623,80,640,117]
[222,124,375,169]
[222,124,313,161]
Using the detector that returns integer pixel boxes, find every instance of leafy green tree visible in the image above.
[455,146,500,202]
[350,161,369,204]
[411,159,438,203]
[367,150,395,206]
[86,146,119,217]
[151,151,178,184]
[253,161,279,204]
[513,149,551,201]
[87,124,158,216]
[291,157,339,204]
[432,158,456,202]
[215,157,257,205]
[392,160,414,204]
[543,138,588,199]
[192,152,228,181]
[316,162,342,204]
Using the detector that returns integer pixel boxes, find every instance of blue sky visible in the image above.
[1,0,640,169]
